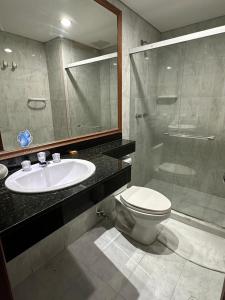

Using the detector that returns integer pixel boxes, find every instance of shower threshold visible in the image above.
[171,210,225,239]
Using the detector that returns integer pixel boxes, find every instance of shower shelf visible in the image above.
[157,95,177,99]
[163,132,216,141]
[157,95,177,104]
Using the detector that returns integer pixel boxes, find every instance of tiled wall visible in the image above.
[45,38,69,140]
[161,15,225,39]
[0,32,54,150]
[7,203,104,288]
[100,57,118,130]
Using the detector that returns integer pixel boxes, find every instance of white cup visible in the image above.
[52,153,61,163]
[21,160,31,171]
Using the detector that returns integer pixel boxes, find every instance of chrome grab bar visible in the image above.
[163,133,216,141]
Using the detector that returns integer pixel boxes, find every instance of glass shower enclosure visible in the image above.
[130,26,225,228]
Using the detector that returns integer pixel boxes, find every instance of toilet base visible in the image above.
[115,217,161,245]
[115,201,170,245]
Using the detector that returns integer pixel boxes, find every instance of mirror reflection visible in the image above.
[0,0,118,151]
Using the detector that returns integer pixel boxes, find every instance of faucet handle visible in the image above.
[37,152,46,164]
[52,153,61,163]
[21,160,31,171]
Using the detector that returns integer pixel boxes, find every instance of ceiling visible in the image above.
[0,0,117,49]
[121,0,225,32]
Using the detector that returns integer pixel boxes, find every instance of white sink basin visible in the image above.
[5,159,96,193]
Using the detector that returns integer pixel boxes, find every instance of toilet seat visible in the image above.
[119,186,171,215]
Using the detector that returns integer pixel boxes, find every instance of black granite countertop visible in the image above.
[0,139,135,237]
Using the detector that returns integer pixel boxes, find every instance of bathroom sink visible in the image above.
[5,159,96,193]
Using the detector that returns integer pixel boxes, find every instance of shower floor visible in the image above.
[145,178,225,229]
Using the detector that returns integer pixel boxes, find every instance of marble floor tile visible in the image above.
[14,248,99,300]
[60,264,117,300]
[119,241,186,300]
[37,250,89,293]
[14,272,47,300]
[91,233,145,292]
[158,219,225,272]
[208,193,225,211]
[94,226,121,251]
[14,244,117,300]
[202,208,225,228]
[171,261,224,300]
[67,224,112,267]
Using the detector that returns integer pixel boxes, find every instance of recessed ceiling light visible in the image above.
[166,66,172,70]
[4,48,12,53]
[60,18,71,28]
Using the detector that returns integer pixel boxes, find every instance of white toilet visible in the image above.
[114,185,171,245]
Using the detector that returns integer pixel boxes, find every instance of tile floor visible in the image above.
[158,219,225,272]
[13,219,225,300]
[146,179,225,228]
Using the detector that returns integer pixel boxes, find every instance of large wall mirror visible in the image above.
[0,0,122,158]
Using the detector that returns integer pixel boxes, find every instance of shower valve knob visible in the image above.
[2,60,8,69]
[135,113,142,119]
[12,62,17,70]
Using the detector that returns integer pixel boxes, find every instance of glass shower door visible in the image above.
[130,32,225,228]
[172,34,225,227]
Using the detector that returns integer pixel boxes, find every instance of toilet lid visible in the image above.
[120,186,171,215]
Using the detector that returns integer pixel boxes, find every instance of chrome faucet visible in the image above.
[37,152,48,167]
